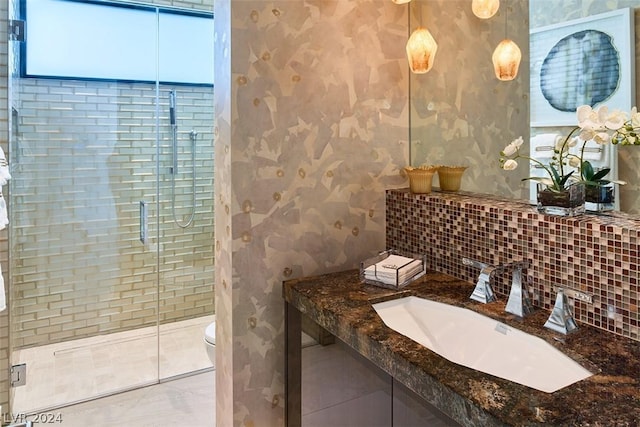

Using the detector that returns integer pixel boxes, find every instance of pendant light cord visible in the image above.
[504,0,508,39]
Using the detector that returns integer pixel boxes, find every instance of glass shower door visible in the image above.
[155,7,215,381]
[7,77,162,413]
[7,0,215,414]
[156,84,215,381]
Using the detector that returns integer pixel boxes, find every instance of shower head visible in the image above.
[169,90,177,126]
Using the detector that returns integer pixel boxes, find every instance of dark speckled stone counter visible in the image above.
[283,269,640,427]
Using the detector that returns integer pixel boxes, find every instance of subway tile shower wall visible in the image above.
[386,189,639,341]
[10,79,215,349]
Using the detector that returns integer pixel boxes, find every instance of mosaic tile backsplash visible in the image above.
[386,189,639,341]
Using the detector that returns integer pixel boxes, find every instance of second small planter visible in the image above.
[437,166,468,192]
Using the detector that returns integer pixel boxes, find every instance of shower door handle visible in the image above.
[140,201,148,244]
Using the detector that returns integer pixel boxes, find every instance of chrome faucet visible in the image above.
[463,258,533,314]
[462,258,498,303]
[504,261,533,318]
[544,288,578,334]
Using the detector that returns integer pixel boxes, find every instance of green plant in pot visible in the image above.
[570,105,639,207]
[500,104,640,214]
[499,131,583,216]
[577,161,618,205]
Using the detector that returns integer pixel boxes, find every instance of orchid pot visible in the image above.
[499,104,640,214]
[585,184,615,212]
[537,182,585,217]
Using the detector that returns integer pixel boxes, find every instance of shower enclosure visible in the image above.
[7,0,215,414]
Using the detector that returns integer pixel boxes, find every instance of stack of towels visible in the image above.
[364,254,423,286]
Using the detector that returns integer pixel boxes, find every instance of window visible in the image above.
[23,0,214,85]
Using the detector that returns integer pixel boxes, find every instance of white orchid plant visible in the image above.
[499,105,640,192]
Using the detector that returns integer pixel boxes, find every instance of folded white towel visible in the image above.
[0,146,10,186]
[530,133,561,160]
[364,254,423,286]
[0,197,7,231]
[575,140,605,161]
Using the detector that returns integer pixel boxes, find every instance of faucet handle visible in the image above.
[469,268,497,303]
[469,266,496,304]
[544,288,578,334]
[463,258,498,303]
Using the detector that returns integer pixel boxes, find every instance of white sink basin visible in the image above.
[372,296,592,393]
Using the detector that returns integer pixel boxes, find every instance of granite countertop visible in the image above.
[283,269,640,427]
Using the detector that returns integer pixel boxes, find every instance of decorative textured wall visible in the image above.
[215,0,529,425]
[387,189,639,342]
[215,1,410,425]
[213,0,232,424]
[530,0,640,214]
[409,0,530,201]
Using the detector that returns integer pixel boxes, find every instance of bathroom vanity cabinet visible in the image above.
[283,269,640,427]
[298,330,456,426]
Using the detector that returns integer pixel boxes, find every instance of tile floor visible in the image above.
[37,370,215,427]
[12,315,215,415]
[12,330,455,427]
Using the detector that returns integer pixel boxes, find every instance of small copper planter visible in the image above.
[437,166,468,192]
[404,166,438,194]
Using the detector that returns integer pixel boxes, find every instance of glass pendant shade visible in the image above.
[472,0,500,19]
[406,27,438,74]
[392,0,411,4]
[492,39,521,81]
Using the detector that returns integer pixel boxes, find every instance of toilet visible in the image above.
[204,320,216,368]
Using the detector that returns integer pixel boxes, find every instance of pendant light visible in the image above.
[492,40,521,80]
[472,0,500,19]
[406,27,438,74]
[492,2,521,81]
[392,0,411,4]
